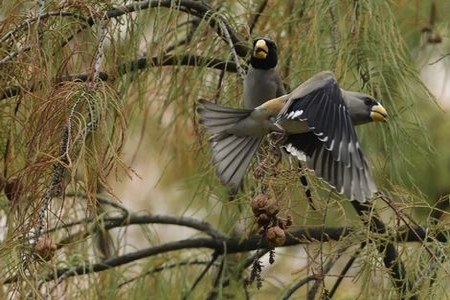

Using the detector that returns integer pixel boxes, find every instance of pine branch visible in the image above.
[0,54,238,101]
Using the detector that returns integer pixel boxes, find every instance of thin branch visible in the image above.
[164,18,201,54]
[0,46,32,65]
[117,259,214,288]
[306,249,344,299]
[283,249,346,300]
[117,54,239,75]
[183,253,219,300]
[6,238,223,284]
[52,212,228,245]
[0,54,238,101]
[248,0,269,34]
[64,192,129,215]
[351,201,415,299]
[90,19,109,88]
[328,0,340,53]
[105,214,228,240]
[218,17,246,80]
[427,195,449,289]
[206,254,226,300]
[429,53,450,65]
[328,242,366,298]
[282,276,316,300]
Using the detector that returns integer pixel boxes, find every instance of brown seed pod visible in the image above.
[265,200,279,216]
[34,236,57,261]
[285,214,293,227]
[266,226,286,247]
[250,193,268,216]
[4,176,22,203]
[257,213,270,227]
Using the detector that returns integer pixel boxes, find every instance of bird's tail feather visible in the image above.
[197,99,262,193]
[197,99,253,134]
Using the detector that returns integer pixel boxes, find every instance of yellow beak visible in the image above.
[370,104,388,122]
[253,39,268,59]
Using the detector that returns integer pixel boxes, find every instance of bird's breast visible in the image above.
[244,68,279,109]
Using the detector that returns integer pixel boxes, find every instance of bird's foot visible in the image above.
[269,130,287,147]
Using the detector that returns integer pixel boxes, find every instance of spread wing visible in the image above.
[197,99,263,194]
[278,72,377,202]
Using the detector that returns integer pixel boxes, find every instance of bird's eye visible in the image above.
[364,98,373,105]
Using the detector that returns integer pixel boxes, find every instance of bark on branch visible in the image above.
[3,221,446,284]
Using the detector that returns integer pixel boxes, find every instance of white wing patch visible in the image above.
[287,110,304,119]
[284,143,307,161]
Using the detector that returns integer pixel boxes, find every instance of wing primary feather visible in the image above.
[216,136,255,178]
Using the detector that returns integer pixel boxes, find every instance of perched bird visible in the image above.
[245,37,316,207]
[244,38,286,109]
[197,71,387,202]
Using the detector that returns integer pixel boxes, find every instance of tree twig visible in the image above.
[248,0,269,34]
[351,201,415,299]
[0,54,238,101]
[429,53,450,65]
[117,259,214,288]
[328,242,367,298]
[183,253,219,300]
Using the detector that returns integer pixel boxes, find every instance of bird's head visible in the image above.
[250,38,278,69]
[342,91,388,125]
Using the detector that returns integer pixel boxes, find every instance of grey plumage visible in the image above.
[244,38,286,109]
[198,71,387,202]
[244,67,286,108]
[197,100,266,193]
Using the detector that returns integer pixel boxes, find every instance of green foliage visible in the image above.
[1,0,450,299]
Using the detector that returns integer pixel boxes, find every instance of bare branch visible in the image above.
[117,259,215,288]
[429,53,450,65]
[3,223,447,285]
[217,17,246,80]
[51,212,228,247]
[183,253,219,300]
[282,275,316,300]
[248,0,269,34]
[328,242,366,298]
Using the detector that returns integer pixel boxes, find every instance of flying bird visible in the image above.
[244,38,286,109]
[197,71,387,202]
